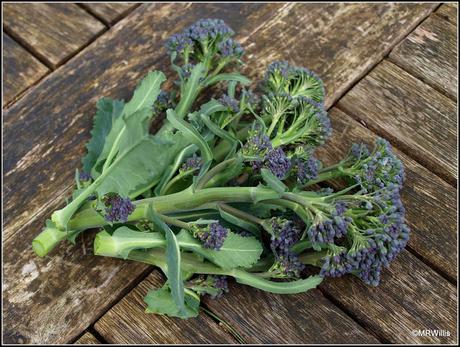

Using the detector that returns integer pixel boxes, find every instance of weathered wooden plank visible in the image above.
[436,3,458,25]
[316,108,457,281]
[94,271,237,344]
[337,60,457,185]
[2,3,438,344]
[321,251,457,344]
[74,332,101,344]
[82,3,138,25]
[3,3,105,67]
[3,33,49,106]
[239,2,436,108]
[203,284,379,343]
[389,15,457,99]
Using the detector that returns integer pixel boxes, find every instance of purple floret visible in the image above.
[103,193,135,223]
[196,222,229,250]
[218,38,244,57]
[79,171,92,181]
[218,94,240,113]
[296,156,320,184]
[181,154,203,174]
[265,147,292,179]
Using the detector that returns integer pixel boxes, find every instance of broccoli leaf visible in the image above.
[146,205,186,316]
[82,98,124,173]
[144,284,199,318]
[176,229,263,269]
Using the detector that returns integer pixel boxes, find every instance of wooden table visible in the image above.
[3,3,457,344]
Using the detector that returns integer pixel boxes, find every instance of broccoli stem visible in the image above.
[114,248,323,294]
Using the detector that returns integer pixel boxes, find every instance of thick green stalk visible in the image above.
[302,169,346,187]
[116,249,323,294]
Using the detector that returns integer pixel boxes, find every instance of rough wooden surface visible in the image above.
[238,2,436,108]
[2,2,443,344]
[82,3,139,25]
[321,251,457,344]
[74,332,101,344]
[203,284,379,343]
[3,3,105,67]
[436,3,458,25]
[94,271,237,344]
[337,60,457,185]
[3,33,49,106]
[389,15,457,99]
[316,108,457,281]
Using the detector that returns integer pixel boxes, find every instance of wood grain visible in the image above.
[3,3,105,67]
[2,3,439,344]
[316,108,457,281]
[337,60,457,185]
[203,284,379,343]
[321,251,457,344]
[3,33,49,106]
[74,332,101,344]
[82,3,139,25]
[238,2,436,108]
[436,3,458,25]
[94,271,236,344]
[389,15,457,99]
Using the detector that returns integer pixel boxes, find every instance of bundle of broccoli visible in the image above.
[32,19,409,318]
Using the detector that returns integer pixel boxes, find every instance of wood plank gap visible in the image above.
[2,25,54,70]
[318,289,392,344]
[67,265,155,344]
[326,5,438,108]
[87,327,107,344]
[77,3,110,27]
[406,244,457,285]
[79,3,142,27]
[200,305,246,344]
[71,329,104,345]
[335,95,456,188]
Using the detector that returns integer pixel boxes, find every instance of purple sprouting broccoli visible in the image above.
[295,155,320,184]
[193,222,229,250]
[79,171,92,181]
[307,202,352,244]
[218,94,240,113]
[263,61,325,104]
[338,138,405,193]
[264,147,292,179]
[102,193,135,223]
[180,154,203,175]
[269,218,305,277]
[218,38,244,58]
[212,275,229,297]
[153,90,174,114]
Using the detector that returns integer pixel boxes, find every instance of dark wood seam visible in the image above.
[68,265,155,344]
[78,3,142,27]
[387,13,457,102]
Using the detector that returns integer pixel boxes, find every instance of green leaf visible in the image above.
[123,70,166,116]
[175,63,206,119]
[176,230,263,269]
[95,110,188,197]
[204,73,251,87]
[82,98,125,173]
[144,284,199,318]
[261,168,287,193]
[167,109,213,163]
[146,205,185,315]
